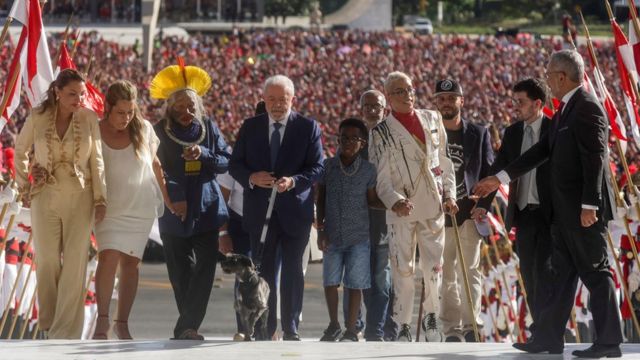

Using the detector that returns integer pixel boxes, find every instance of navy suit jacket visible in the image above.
[460,119,495,211]
[229,112,324,237]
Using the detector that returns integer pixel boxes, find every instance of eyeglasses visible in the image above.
[544,70,565,79]
[389,88,415,97]
[363,103,384,111]
[339,135,366,144]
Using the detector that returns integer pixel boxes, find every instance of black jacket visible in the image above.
[491,117,552,231]
[502,87,613,229]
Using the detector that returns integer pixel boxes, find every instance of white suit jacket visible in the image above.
[369,109,455,224]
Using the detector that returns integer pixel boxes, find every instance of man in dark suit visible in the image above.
[490,78,553,332]
[435,79,494,342]
[229,75,324,340]
[474,50,622,358]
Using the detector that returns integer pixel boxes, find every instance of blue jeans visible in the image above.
[343,242,393,339]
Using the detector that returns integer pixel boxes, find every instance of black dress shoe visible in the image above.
[513,341,563,354]
[571,344,621,358]
[283,332,301,341]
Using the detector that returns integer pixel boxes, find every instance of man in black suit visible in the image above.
[490,78,553,332]
[435,79,494,342]
[474,50,622,358]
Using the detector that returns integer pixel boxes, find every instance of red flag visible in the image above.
[611,19,640,143]
[56,43,104,117]
[57,41,76,70]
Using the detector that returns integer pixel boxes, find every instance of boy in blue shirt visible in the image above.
[316,118,384,341]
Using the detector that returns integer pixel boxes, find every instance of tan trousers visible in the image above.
[389,216,445,326]
[440,219,483,333]
[31,184,94,339]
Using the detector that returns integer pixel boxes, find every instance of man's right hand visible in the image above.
[173,201,187,221]
[473,176,501,198]
[317,231,329,251]
[249,171,277,188]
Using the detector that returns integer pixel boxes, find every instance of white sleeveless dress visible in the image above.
[94,121,163,259]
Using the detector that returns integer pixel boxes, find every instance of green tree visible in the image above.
[265,0,310,24]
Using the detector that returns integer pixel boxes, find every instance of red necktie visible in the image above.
[554,101,565,120]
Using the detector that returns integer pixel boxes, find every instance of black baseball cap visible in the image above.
[435,79,463,96]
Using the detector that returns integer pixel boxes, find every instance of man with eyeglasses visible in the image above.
[488,78,553,341]
[474,50,622,358]
[352,89,398,341]
[434,79,495,343]
[369,72,458,342]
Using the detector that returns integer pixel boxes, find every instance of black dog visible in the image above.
[220,253,270,341]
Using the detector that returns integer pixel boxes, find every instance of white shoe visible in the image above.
[422,313,444,342]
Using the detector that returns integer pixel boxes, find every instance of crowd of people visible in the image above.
[0,28,639,359]
[0,28,634,163]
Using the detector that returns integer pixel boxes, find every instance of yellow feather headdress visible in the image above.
[150,57,212,99]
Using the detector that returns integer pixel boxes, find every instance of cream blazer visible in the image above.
[15,107,107,206]
[369,109,455,224]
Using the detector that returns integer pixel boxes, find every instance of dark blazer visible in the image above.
[155,118,231,237]
[503,87,613,229]
[460,119,495,211]
[491,117,552,231]
[229,111,324,236]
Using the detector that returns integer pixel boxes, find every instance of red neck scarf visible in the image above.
[392,110,425,145]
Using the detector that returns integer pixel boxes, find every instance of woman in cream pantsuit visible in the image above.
[15,69,107,339]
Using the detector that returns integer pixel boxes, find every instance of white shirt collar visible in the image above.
[525,115,544,136]
[560,85,582,113]
[269,110,291,128]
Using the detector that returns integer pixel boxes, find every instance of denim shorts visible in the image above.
[323,240,371,289]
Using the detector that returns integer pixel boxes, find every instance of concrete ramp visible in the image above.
[3,340,639,359]
[324,0,392,31]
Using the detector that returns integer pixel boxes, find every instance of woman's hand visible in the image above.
[95,204,106,224]
[172,201,187,221]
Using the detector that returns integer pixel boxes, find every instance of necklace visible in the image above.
[163,118,206,148]
[339,155,361,177]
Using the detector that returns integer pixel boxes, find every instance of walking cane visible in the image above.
[255,187,278,270]
[8,260,34,338]
[450,215,480,342]
[570,307,582,344]
[0,231,32,337]
[415,278,426,341]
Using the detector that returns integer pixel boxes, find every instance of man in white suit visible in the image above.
[369,71,457,342]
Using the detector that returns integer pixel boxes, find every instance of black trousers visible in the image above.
[251,212,310,337]
[161,230,219,338]
[514,206,553,330]
[534,221,622,347]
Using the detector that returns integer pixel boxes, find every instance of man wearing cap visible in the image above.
[369,71,457,342]
[435,79,494,342]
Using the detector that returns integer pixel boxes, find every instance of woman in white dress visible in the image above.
[92,81,170,339]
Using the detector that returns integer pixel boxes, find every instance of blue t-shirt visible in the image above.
[319,155,377,247]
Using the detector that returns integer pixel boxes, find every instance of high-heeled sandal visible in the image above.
[92,314,110,340]
[113,320,133,340]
